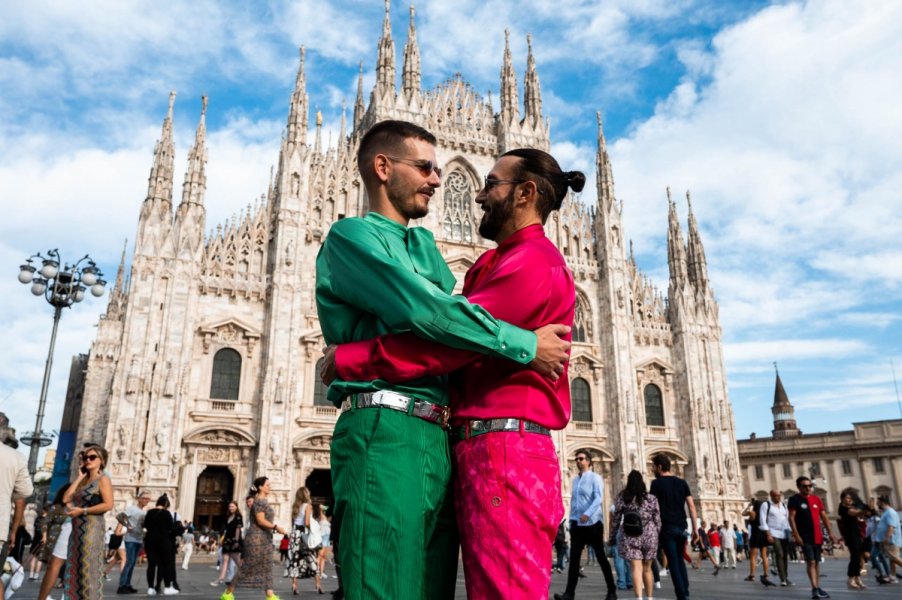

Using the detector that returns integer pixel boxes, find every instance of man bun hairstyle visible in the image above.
[500,148,586,220]
[357,119,437,188]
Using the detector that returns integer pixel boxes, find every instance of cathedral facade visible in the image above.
[73,5,745,530]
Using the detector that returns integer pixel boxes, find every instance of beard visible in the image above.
[478,188,515,241]
[386,172,430,220]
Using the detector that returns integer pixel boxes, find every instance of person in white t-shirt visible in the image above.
[719,521,736,568]
[759,489,791,587]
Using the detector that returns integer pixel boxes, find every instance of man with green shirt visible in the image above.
[315,120,569,599]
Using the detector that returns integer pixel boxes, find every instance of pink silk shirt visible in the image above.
[335,223,575,429]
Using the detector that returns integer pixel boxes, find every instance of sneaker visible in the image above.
[814,588,830,599]
[148,589,157,596]
[162,587,179,596]
[660,569,669,577]
[655,581,661,589]
[219,593,235,600]
[211,581,222,586]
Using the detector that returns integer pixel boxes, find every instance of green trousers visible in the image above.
[331,406,459,600]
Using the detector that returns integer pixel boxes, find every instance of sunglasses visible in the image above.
[385,156,442,179]
[800,484,813,489]
[482,177,525,191]
[81,454,100,462]
[576,456,588,462]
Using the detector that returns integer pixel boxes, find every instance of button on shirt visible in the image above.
[758,500,790,540]
[317,213,537,408]
[570,470,604,527]
[335,224,575,429]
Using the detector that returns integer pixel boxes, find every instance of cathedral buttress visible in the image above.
[136,91,176,259]
[401,5,421,101]
[523,34,542,129]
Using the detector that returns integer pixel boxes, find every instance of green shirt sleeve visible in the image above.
[320,218,536,364]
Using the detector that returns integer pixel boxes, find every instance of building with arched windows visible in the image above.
[71,5,745,528]
[737,369,902,515]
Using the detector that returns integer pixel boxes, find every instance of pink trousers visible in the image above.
[453,431,563,599]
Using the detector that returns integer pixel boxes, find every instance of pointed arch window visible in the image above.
[210,348,241,400]
[571,377,592,422]
[644,383,665,426]
[443,170,474,242]
[573,298,589,343]
[313,358,331,406]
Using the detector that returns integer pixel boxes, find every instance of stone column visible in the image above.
[859,459,873,500]
[178,451,201,522]
[890,456,902,505]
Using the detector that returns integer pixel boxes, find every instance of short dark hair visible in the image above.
[357,120,437,188]
[500,148,586,220]
[652,454,671,472]
[575,449,591,460]
[878,495,892,506]
[796,476,811,487]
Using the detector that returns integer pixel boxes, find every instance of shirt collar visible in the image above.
[364,211,407,237]
[495,223,546,254]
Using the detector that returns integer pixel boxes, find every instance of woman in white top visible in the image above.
[286,487,322,595]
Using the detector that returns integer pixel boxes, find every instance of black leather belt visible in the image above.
[340,390,450,428]
[453,418,551,441]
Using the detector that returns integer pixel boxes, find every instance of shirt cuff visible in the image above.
[496,322,536,364]
[335,341,376,381]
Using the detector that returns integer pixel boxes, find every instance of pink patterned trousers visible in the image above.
[453,430,563,599]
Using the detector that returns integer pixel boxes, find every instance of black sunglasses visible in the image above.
[482,176,525,191]
[385,156,442,179]
[82,454,100,462]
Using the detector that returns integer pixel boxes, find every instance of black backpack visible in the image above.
[623,506,643,537]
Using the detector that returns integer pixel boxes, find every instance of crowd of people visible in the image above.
[549,460,902,600]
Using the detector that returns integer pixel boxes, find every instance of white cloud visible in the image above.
[724,339,871,364]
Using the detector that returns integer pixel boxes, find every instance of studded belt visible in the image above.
[340,390,450,428]
[452,418,551,441]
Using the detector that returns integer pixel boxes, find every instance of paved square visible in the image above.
[9,553,901,599]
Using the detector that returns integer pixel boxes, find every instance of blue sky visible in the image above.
[1,0,901,456]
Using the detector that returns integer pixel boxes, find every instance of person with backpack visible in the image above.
[609,470,661,600]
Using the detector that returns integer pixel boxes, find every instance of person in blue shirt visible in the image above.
[554,450,617,600]
[876,495,902,577]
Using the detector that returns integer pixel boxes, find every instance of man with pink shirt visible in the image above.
[323,148,584,598]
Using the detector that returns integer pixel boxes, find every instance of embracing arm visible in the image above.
[328,244,571,383]
[319,220,537,363]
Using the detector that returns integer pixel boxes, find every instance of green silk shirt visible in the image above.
[315,212,537,407]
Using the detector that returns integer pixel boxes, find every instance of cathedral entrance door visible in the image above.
[305,469,333,508]
[194,466,234,532]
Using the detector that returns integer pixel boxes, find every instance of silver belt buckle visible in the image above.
[372,390,411,411]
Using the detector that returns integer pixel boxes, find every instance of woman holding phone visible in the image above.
[61,445,113,599]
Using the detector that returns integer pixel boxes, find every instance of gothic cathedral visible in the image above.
[74,5,745,529]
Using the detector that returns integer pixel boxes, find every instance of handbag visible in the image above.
[301,518,322,548]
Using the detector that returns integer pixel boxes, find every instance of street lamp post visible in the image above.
[17,249,106,475]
